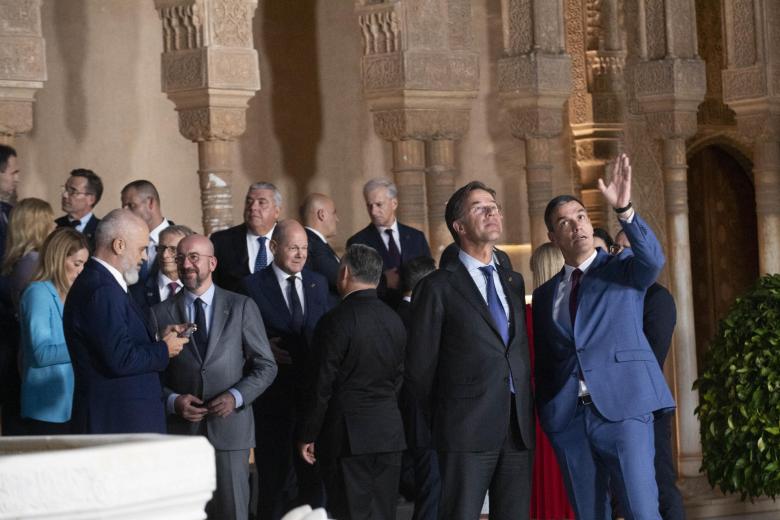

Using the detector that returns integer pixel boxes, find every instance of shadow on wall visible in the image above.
[52,0,89,142]
[259,0,323,206]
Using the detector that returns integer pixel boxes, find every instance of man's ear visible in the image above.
[547,230,555,244]
[111,237,124,256]
[316,208,326,222]
[269,239,278,256]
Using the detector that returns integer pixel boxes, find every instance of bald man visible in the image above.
[151,234,278,520]
[64,209,189,434]
[300,193,340,302]
[121,180,175,283]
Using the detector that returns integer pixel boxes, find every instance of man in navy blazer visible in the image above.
[533,154,676,519]
[300,193,341,304]
[212,182,281,293]
[347,178,431,306]
[64,209,189,434]
[242,219,331,520]
[56,168,103,253]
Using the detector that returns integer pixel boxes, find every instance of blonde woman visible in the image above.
[1,198,56,310]
[528,242,574,519]
[19,228,88,434]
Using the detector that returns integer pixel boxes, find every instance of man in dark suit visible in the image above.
[64,209,189,434]
[298,244,406,520]
[130,225,193,315]
[121,180,175,283]
[300,193,340,304]
[56,168,103,252]
[0,144,18,262]
[614,229,685,520]
[406,181,534,520]
[212,182,281,293]
[346,178,431,306]
[151,233,278,520]
[439,242,514,271]
[242,219,330,520]
[533,154,675,519]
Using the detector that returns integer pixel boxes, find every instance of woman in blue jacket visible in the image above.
[19,228,88,434]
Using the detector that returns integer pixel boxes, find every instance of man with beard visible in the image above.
[64,209,189,434]
[151,234,277,520]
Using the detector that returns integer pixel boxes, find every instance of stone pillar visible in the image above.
[426,139,456,257]
[154,0,261,234]
[0,0,46,150]
[499,0,572,249]
[632,0,706,479]
[355,0,478,252]
[722,1,780,275]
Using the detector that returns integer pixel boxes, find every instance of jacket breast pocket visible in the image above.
[615,349,655,362]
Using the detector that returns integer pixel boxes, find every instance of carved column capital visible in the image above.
[372,108,470,141]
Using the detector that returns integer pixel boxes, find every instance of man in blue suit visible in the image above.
[64,209,189,434]
[347,178,431,307]
[242,219,331,520]
[532,154,675,519]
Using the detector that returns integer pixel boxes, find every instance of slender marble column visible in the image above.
[525,137,554,248]
[753,140,780,275]
[663,137,702,477]
[426,139,457,257]
[197,140,233,235]
[392,139,427,236]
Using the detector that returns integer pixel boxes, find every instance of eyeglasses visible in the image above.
[175,252,214,264]
[469,204,503,217]
[156,245,178,255]
[61,186,92,197]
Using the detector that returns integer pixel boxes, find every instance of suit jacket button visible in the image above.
[201,369,206,373]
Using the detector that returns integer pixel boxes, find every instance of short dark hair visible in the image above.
[121,179,160,204]
[593,227,614,249]
[70,168,103,206]
[0,144,16,173]
[444,181,497,245]
[159,224,194,242]
[543,195,585,232]
[341,244,383,286]
[401,256,436,294]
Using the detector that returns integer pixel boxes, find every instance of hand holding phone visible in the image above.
[179,323,198,338]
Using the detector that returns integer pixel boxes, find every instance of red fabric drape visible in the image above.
[527,304,575,520]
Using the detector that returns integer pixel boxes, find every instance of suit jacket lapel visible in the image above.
[262,268,292,324]
[448,263,506,348]
[302,271,321,330]
[204,287,229,364]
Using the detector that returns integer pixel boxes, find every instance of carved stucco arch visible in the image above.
[687,132,754,181]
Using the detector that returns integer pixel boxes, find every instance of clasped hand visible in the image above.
[174,391,236,422]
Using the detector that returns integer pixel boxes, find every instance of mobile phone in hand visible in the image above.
[179,323,198,338]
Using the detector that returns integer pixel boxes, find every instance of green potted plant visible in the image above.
[695,273,780,499]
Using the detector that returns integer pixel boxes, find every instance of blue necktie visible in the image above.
[254,236,268,272]
[479,265,515,394]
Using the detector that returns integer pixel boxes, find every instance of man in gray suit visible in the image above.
[150,234,278,520]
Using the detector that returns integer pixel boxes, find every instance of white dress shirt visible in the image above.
[246,224,276,274]
[71,212,94,234]
[272,263,305,315]
[375,220,401,254]
[458,248,509,320]
[157,272,182,301]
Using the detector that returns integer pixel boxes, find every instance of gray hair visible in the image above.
[248,182,283,208]
[159,224,194,242]
[363,178,397,199]
[341,244,383,286]
[95,209,145,250]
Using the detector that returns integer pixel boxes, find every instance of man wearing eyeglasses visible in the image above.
[121,180,176,284]
[406,181,534,520]
[129,225,194,315]
[241,219,330,520]
[56,168,103,252]
[150,233,278,520]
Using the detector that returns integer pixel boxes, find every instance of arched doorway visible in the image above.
[688,145,758,375]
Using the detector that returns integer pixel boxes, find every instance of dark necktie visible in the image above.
[384,229,401,269]
[287,275,304,333]
[569,268,583,328]
[193,297,209,360]
[69,219,81,228]
[166,282,180,300]
[254,236,268,272]
[479,265,514,393]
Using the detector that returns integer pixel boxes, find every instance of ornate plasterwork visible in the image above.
[506,106,568,139]
[723,66,767,102]
[177,106,247,142]
[503,0,533,56]
[730,0,757,67]
[0,0,41,34]
[211,0,253,47]
[358,6,401,56]
[162,50,205,91]
[634,59,706,101]
[0,100,32,135]
[372,108,470,141]
[0,36,44,80]
[159,4,204,52]
[498,54,572,95]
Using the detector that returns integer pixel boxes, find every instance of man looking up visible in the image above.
[212,182,282,292]
[533,154,675,519]
[56,168,103,252]
[64,209,188,434]
[121,180,174,282]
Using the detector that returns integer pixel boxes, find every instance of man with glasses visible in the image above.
[406,181,534,520]
[242,219,330,520]
[121,180,176,283]
[150,233,277,520]
[212,182,282,293]
[56,168,103,252]
[130,225,194,315]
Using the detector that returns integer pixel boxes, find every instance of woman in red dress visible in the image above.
[528,242,575,520]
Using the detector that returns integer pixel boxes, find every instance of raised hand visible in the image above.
[598,153,632,210]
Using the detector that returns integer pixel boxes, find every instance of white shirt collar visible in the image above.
[563,249,599,280]
[304,226,327,244]
[375,220,399,236]
[157,271,180,292]
[183,281,215,307]
[457,248,498,272]
[148,219,171,245]
[246,223,276,240]
[71,211,93,224]
[272,262,302,285]
[93,257,128,293]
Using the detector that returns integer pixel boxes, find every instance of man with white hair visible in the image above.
[64,208,189,434]
[347,178,431,306]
